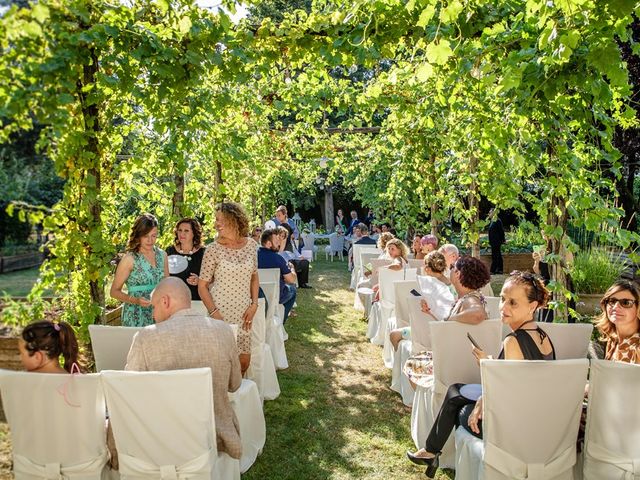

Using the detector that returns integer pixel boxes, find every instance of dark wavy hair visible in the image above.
[21,321,81,373]
[216,202,249,238]
[126,213,158,253]
[596,280,640,339]
[173,218,203,249]
[506,270,550,307]
[454,255,491,290]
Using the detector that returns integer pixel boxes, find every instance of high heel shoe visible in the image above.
[406,450,440,478]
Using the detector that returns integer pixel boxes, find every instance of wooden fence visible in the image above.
[0,252,44,274]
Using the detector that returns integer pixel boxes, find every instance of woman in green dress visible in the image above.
[110,213,168,326]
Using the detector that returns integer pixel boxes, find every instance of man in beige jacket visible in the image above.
[125,277,243,459]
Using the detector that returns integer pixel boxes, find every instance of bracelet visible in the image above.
[208,308,219,317]
[251,299,258,305]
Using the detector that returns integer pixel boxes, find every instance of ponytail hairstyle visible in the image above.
[21,321,81,373]
[506,271,550,308]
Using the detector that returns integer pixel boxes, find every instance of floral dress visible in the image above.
[122,247,166,327]
[199,238,258,355]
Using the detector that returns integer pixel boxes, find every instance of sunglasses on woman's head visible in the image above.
[603,297,638,309]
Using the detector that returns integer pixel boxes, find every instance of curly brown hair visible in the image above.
[377,232,394,250]
[424,251,447,274]
[126,213,158,253]
[596,280,640,339]
[505,270,550,307]
[385,238,409,261]
[454,255,491,290]
[216,202,249,238]
[173,218,203,249]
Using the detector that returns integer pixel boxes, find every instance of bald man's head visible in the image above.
[151,277,192,322]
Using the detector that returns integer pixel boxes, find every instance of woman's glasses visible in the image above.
[603,297,638,309]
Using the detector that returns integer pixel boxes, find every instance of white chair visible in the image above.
[384,279,418,367]
[583,359,640,479]
[455,359,589,480]
[480,282,494,297]
[407,295,439,353]
[411,320,503,467]
[246,298,281,401]
[485,296,501,319]
[89,324,142,371]
[389,281,419,406]
[537,322,593,359]
[258,270,289,370]
[301,232,318,260]
[228,379,267,474]
[0,370,111,480]
[370,268,417,346]
[102,368,240,480]
[350,245,380,289]
[353,251,381,311]
[324,233,344,261]
[407,258,424,273]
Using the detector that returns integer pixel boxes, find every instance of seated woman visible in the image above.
[376,232,395,259]
[384,238,409,271]
[390,251,455,349]
[407,271,554,477]
[596,280,640,364]
[412,234,425,260]
[421,234,438,256]
[19,321,82,373]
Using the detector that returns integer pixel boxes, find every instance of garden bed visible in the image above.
[0,252,44,274]
[479,252,533,273]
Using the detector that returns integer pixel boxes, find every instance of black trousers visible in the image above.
[425,383,482,453]
[490,242,503,274]
[291,259,310,285]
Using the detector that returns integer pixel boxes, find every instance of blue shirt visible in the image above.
[257,247,291,303]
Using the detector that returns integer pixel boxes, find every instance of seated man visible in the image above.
[348,223,377,270]
[125,277,243,460]
[258,228,298,323]
[277,224,312,289]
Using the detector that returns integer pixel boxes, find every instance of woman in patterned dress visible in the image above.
[110,213,168,327]
[198,202,259,375]
[596,280,640,364]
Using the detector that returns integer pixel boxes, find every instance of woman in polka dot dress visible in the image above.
[198,202,259,374]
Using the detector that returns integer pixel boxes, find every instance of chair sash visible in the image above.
[119,449,214,479]
[484,442,575,480]
[586,442,640,479]
[14,451,108,479]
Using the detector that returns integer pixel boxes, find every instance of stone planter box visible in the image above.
[105,305,122,326]
[479,253,533,273]
[575,293,603,316]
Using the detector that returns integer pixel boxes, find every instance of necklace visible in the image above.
[178,244,195,260]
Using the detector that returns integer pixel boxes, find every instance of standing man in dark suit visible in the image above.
[488,209,505,274]
[347,210,360,236]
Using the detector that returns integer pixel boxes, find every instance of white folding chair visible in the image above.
[484,296,501,320]
[410,320,503,467]
[246,298,280,401]
[301,233,318,260]
[89,324,142,371]
[228,379,267,474]
[0,370,111,480]
[536,322,593,359]
[324,233,344,261]
[102,368,239,480]
[583,359,640,480]
[258,281,288,370]
[455,359,589,480]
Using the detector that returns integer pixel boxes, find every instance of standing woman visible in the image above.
[198,202,259,375]
[335,209,347,233]
[110,213,168,327]
[166,218,206,301]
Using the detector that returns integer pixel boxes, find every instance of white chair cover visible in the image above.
[407,295,439,353]
[484,296,501,320]
[536,322,593,359]
[410,320,503,467]
[0,370,110,480]
[89,325,142,371]
[258,280,288,370]
[228,379,267,474]
[480,282,494,297]
[246,298,280,401]
[371,268,417,347]
[191,302,239,342]
[354,251,383,310]
[407,258,424,273]
[384,280,418,368]
[101,368,238,479]
[583,359,640,480]
[391,336,414,406]
[455,359,588,480]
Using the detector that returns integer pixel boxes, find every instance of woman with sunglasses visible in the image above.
[596,280,640,364]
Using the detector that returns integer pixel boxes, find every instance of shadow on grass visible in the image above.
[243,258,436,480]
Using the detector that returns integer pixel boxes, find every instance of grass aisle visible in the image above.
[244,258,453,480]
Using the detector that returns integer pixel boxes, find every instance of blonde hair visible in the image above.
[215,202,249,237]
[385,238,409,261]
[377,232,394,250]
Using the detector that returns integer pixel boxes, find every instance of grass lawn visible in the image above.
[243,257,454,480]
[0,267,44,297]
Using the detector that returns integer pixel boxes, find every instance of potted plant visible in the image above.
[571,248,627,315]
